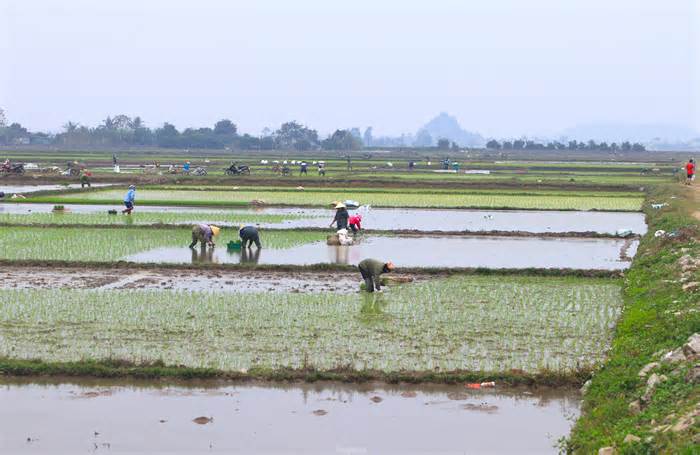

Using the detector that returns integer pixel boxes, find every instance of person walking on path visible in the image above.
[358,258,395,293]
[349,214,362,233]
[122,185,136,214]
[189,223,220,248]
[239,225,262,249]
[686,159,695,185]
[330,202,349,230]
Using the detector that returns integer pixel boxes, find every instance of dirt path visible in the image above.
[0,265,367,294]
[691,184,700,221]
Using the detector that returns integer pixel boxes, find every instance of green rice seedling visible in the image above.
[0,275,623,375]
[0,227,326,261]
[39,188,644,211]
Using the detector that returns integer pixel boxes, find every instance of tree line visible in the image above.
[0,110,364,151]
[485,138,646,152]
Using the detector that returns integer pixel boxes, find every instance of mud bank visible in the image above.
[127,235,638,270]
[0,266,365,294]
[0,378,579,454]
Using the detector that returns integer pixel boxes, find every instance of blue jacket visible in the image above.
[124,189,135,203]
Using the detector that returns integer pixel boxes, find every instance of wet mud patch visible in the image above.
[0,265,366,294]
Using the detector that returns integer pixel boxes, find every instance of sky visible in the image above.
[1,0,698,138]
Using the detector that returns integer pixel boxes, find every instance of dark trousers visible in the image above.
[359,266,379,292]
[242,234,261,249]
[122,201,133,214]
[349,223,358,233]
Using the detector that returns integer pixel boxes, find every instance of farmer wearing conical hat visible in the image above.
[330,202,349,230]
[239,225,262,249]
[358,258,395,293]
[189,223,221,248]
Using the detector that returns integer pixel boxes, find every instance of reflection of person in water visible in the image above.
[332,245,350,264]
[240,246,261,264]
[191,245,215,263]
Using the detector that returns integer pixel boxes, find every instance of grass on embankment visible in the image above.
[567,184,700,454]
[0,226,325,262]
[0,276,622,379]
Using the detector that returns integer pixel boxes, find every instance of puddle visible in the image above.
[0,184,115,194]
[127,235,638,270]
[0,378,579,454]
[0,266,361,294]
[0,203,646,234]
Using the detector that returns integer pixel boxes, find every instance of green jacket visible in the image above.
[358,258,387,279]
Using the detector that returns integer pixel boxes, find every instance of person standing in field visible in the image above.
[189,223,220,248]
[346,155,352,171]
[122,185,136,214]
[79,168,92,188]
[686,159,695,185]
[239,225,262,249]
[358,258,395,293]
[330,202,349,230]
[300,161,308,175]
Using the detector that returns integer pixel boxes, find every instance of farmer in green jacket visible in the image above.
[358,258,395,293]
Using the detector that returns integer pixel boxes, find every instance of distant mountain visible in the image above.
[561,123,699,143]
[415,112,484,147]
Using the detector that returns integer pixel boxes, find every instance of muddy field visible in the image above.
[0,378,580,454]
[0,266,365,293]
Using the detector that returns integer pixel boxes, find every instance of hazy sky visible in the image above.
[1,0,698,137]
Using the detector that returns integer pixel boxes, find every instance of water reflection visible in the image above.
[190,246,217,263]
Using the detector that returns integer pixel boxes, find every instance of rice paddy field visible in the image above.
[33,187,645,211]
[0,226,326,262]
[0,276,622,373]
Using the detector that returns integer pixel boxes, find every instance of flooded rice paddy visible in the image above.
[0,203,646,234]
[0,378,579,454]
[0,183,115,194]
[128,235,638,270]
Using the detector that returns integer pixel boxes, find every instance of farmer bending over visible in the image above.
[190,224,220,248]
[239,225,262,249]
[358,258,395,293]
[349,214,362,233]
[122,185,136,214]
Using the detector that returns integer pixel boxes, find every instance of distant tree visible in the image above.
[598,141,609,151]
[621,141,632,151]
[631,142,646,152]
[451,141,459,151]
[155,123,180,147]
[486,139,501,149]
[568,140,578,150]
[275,121,319,151]
[322,129,363,150]
[436,138,450,150]
[587,139,597,150]
[349,127,361,139]
[214,119,237,135]
[512,139,525,149]
[502,141,513,149]
[610,142,619,151]
[363,127,373,146]
[0,108,6,128]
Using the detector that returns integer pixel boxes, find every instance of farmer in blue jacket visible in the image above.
[122,185,136,214]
